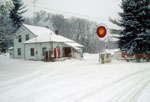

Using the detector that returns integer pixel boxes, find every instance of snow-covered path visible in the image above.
[0,53,150,102]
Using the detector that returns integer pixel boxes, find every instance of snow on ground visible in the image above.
[0,53,150,102]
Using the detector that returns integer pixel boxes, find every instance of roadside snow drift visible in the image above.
[0,53,150,102]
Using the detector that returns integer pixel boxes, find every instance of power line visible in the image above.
[26,3,104,21]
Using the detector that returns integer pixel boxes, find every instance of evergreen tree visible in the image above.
[0,1,14,52]
[110,0,150,54]
[9,0,27,28]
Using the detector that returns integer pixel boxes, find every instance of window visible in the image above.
[18,35,22,42]
[26,34,29,41]
[42,47,46,56]
[18,48,21,56]
[30,48,34,56]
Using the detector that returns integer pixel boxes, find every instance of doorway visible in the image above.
[63,47,71,57]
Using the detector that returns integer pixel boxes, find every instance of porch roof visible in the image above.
[64,42,83,50]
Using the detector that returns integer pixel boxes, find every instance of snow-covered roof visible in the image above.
[23,24,83,48]
[23,32,75,43]
[65,42,83,48]
[23,24,53,36]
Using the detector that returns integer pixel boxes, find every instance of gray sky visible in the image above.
[23,0,122,28]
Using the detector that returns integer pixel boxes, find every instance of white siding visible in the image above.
[24,42,53,60]
[24,42,65,60]
[13,26,36,59]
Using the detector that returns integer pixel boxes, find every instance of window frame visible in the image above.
[42,47,46,56]
[30,48,35,56]
[25,34,29,41]
[18,35,22,43]
[18,48,21,56]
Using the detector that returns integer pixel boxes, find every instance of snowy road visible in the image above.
[0,53,150,102]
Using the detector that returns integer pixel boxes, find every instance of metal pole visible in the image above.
[34,3,35,24]
[99,42,101,64]
[108,33,110,53]
[35,37,38,60]
[104,39,107,53]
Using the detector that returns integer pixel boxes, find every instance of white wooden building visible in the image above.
[11,24,83,60]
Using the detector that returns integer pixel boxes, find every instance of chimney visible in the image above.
[55,30,59,35]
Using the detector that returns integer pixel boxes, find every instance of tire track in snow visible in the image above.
[29,65,123,102]
[0,68,43,87]
[97,70,150,102]
[16,66,116,101]
[126,78,150,102]
[52,68,150,102]
[0,61,66,86]
[0,61,82,98]
[0,64,60,95]
[134,79,150,102]
[0,61,87,99]
[74,68,150,102]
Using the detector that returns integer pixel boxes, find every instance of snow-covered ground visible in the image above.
[0,53,150,102]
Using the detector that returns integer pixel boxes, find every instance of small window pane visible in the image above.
[42,47,46,56]
[26,34,29,41]
[18,48,21,56]
[30,48,34,56]
[18,35,22,42]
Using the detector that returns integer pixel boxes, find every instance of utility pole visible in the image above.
[33,0,39,60]
[33,0,39,25]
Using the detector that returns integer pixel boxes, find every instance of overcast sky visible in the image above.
[22,0,122,28]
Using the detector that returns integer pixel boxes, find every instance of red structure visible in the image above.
[54,48,60,58]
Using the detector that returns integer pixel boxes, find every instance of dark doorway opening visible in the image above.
[63,47,71,57]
